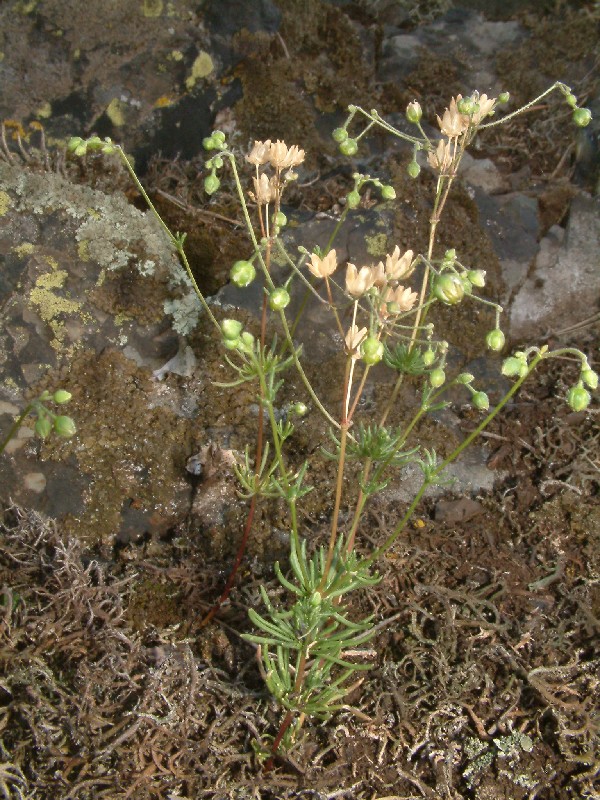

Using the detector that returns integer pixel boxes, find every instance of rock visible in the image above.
[434,496,485,524]
[0,161,202,545]
[509,193,600,339]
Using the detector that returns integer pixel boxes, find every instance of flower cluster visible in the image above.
[428,92,496,176]
[246,139,305,207]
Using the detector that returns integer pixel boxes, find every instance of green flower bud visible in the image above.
[54,415,76,437]
[212,156,224,168]
[67,136,85,154]
[565,93,577,108]
[434,274,464,305]
[332,127,348,143]
[202,135,217,150]
[310,590,322,607]
[486,329,505,352]
[339,138,358,156]
[238,331,255,352]
[204,174,220,195]
[346,190,361,209]
[204,159,214,169]
[443,248,456,264]
[269,287,290,311]
[53,390,72,404]
[406,101,422,124]
[275,211,287,227]
[423,348,436,367]
[501,356,527,378]
[223,337,240,350]
[472,391,490,410]
[86,136,104,151]
[457,97,475,115]
[381,184,396,200]
[567,383,591,412]
[211,130,226,146]
[291,402,307,416]
[39,390,52,402]
[573,108,592,127]
[101,142,116,155]
[230,260,256,287]
[407,160,421,179]
[429,368,446,388]
[460,274,473,296]
[457,373,474,384]
[467,269,486,288]
[581,368,598,390]
[35,415,52,439]
[361,337,384,365]
[498,92,510,104]
[221,319,243,340]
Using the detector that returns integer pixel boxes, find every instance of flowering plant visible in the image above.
[68,81,595,762]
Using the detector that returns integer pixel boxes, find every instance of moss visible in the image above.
[0,191,10,216]
[127,576,182,629]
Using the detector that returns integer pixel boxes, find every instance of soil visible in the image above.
[0,1,599,798]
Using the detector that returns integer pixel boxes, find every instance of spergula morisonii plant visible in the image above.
[68,81,596,761]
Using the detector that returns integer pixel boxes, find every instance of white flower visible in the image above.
[381,284,418,315]
[268,140,305,169]
[345,263,375,297]
[427,139,454,175]
[385,246,414,281]
[470,93,496,125]
[344,324,367,359]
[437,96,469,138]
[308,250,337,278]
[246,139,272,166]
[251,173,276,205]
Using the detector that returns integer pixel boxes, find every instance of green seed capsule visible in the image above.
[35,416,52,439]
[423,349,435,367]
[381,184,396,200]
[573,108,592,127]
[361,337,384,365]
[204,174,220,195]
[230,260,256,287]
[346,190,361,209]
[339,138,358,156]
[567,384,591,412]
[429,368,446,388]
[53,390,72,404]
[221,319,243,340]
[332,127,348,143]
[581,368,598,390]
[269,288,291,311]
[498,92,510,104]
[486,329,505,352]
[434,274,464,305]
[407,160,421,179]
[472,391,490,410]
[54,415,77,437]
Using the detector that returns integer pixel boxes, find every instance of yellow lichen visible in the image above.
[0,191,10,216]
[185,52,214,89]
[141,0,163,17]
[14,243,35,257]
[365,232,389,258]
[106,98,127,127]
[29,267,85,351]
[77,240,90,262]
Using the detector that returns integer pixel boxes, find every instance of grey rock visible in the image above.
[509,193,600,339]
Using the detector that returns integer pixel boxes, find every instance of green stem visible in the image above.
[0,404,33,455]
[479,82,567,130]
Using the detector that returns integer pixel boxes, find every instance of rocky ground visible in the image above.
[0,1,599,798]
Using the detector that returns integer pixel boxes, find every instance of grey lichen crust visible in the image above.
[0,161,201,335]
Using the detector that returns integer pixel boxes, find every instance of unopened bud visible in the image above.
[35,416,52,439]
[406,101,422,124]
[581,368,598,390]
[467,269,486,288]
[472,391,490,410]
[498,92,510,104]
[204,174,220,195]
[407,160,421,179]
[53,390,72,404]
[486,329,505,352]
[221,319,243,340]
[381,184,396,200]
[346,190,361,209]
[54,415,77,437]
[291,402,307,416]
[429,368,446,388]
